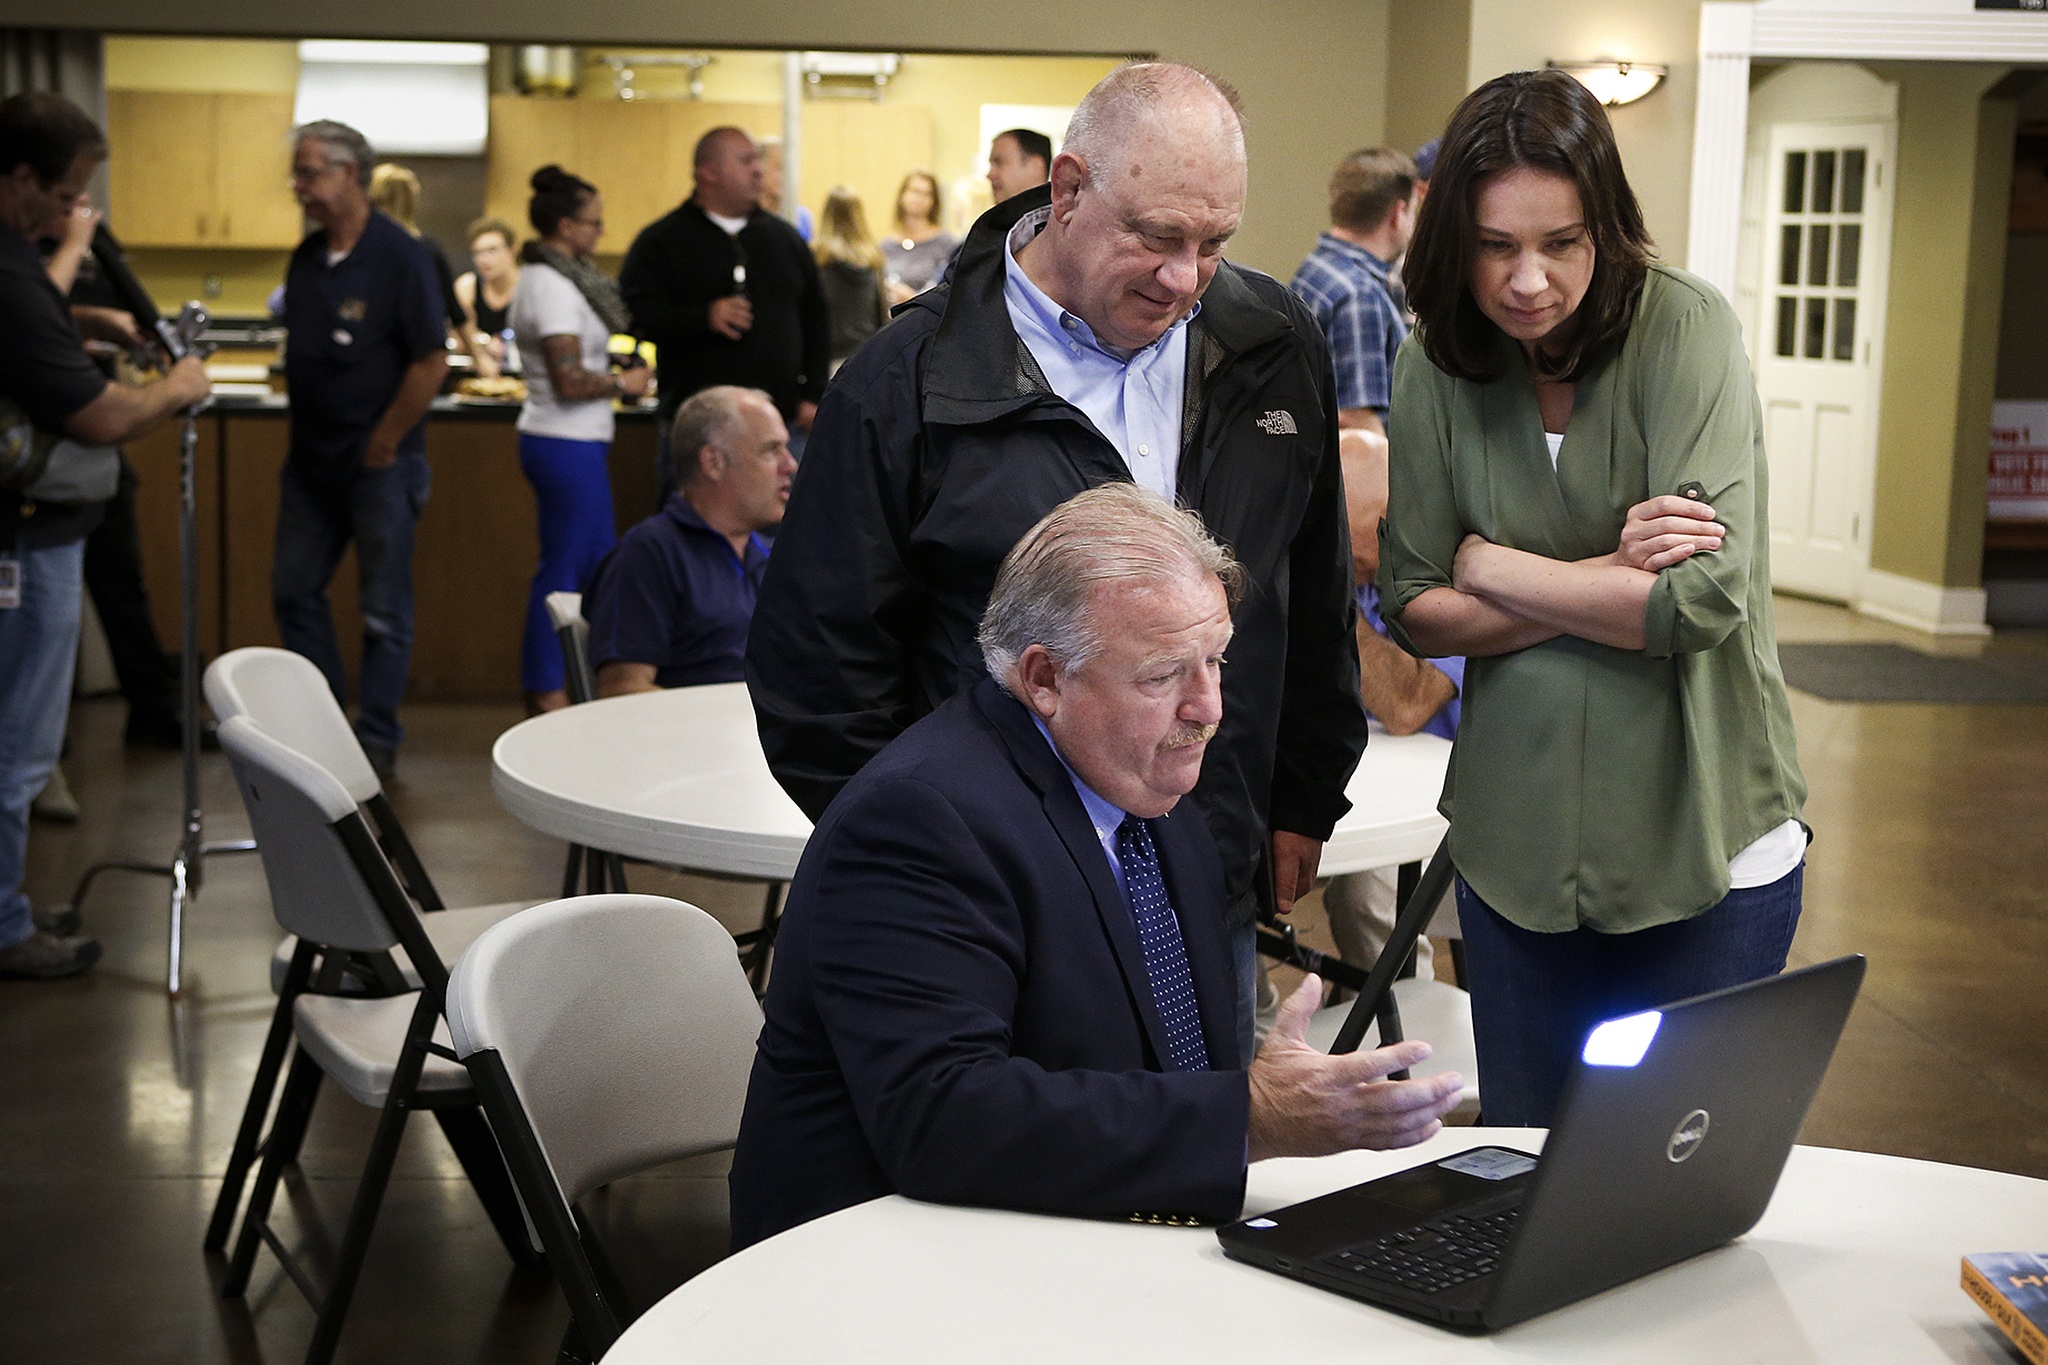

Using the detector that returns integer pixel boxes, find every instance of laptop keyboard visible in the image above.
[1317,1202,1523,1296]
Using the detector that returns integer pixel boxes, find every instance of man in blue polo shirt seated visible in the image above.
[584,385,794,696]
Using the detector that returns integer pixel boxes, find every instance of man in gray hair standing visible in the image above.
[273,119,447,780]
[748,64,1370,1062]
[730,484,1461,1248]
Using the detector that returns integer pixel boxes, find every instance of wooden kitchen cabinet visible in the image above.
[484,96,779,252]
[106,90,300,248]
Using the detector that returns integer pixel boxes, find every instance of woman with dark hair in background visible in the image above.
[813,186,889,374]
[1377,68,1807,1125]
[508,164,650,712]
[454,216,520,379]
[881,169,955,305]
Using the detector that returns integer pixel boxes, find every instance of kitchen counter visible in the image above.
[127,399,665,703]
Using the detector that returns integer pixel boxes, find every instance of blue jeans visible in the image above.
[271,456,430,752]
[0,538,85,948]
[517,433,616,693]
[1456,866,1804,1127]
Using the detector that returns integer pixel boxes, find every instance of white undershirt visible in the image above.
[1544,426,1804,887]
[705,211,748,236]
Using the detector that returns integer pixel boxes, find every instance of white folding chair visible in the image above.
[210,716,538,1365]
[545,591,598,707]
[201,648,533,1253]
[447,894,762,1361]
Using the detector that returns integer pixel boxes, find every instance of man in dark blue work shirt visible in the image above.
[584,386,794,697]
[276,120,446,779]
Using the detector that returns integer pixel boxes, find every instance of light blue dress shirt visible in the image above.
[1002,208,1196,500]
[1030,713,1132,904]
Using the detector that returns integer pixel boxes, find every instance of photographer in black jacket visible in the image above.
[620,127,828,495]
[0,93,209,978]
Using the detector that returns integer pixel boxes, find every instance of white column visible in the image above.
[1686,2,1755,299]
[782,52,804,229]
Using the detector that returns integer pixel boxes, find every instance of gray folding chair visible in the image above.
[201,647,533,1253]
[545,591,598,707]
[446,893,761,1361]
[542,592,625,896]
[210,716,538,1365]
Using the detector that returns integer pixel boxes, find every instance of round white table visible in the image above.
[491,682,1451,881]
[601,1128,2048,1363]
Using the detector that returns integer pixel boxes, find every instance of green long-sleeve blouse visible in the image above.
[1377,265,1805,934]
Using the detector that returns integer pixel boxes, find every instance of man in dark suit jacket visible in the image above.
[729,485,1463,1249]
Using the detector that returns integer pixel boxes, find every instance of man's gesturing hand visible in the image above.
[1246,976,1464,1163]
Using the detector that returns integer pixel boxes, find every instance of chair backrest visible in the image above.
[544,592,597,705]
[446,894,761,1205]
[205,647,382,805]
[217,716,399,955]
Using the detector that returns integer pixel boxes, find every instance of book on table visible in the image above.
[1962,1251,2048,1365]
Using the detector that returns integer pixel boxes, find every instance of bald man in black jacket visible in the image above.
[620,127,828,493]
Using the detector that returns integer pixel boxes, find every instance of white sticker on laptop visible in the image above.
[1439,1149,1537,1181]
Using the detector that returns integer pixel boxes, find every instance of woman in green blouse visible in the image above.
[1378,69,1808,1125]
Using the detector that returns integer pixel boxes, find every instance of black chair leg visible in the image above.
[557,1316,594,1365]
[222,1045,324,1296]
[301,998,438,1365]
[745,882,784,993]
[433,1106,541,1267]
[561,844,583,900]
[606,853,629,893]
[206,949,316,1252]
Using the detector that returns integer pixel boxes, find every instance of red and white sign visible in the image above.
[1988,401,2048,522]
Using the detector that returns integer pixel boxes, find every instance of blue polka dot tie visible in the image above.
[1116,814,1211,1072]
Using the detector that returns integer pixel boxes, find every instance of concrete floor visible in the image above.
[4,595,2044,1362]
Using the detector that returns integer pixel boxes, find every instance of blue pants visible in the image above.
[0,538,84,948]
[1456,866,1804,1127]
[272,456,430,753]
[517,433,617,693]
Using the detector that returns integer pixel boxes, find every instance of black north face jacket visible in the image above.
[746,186,1370,925]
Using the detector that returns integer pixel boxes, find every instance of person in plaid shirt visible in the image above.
[1289,148,1420,443]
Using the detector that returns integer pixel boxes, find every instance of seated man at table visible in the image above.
[583,385,796,697]
[729,484,1463,1249]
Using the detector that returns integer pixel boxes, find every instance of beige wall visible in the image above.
[568,49,1122,237]
[1866,63,2015,590]
[63,0,1395,282]
[1461,0,1703,264]
[1384,0,1468,157]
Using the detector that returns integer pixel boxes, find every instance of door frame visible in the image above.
[1748,107,1897,602]
[1687,0,2048,633]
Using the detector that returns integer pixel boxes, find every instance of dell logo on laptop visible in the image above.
[1667,1109,1711,1163]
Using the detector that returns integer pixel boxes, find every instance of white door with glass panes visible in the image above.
[1755,122,1894,602]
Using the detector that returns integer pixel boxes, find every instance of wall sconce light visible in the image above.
[1549,59,1668,107]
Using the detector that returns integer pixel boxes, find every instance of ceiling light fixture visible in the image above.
[1549,59,1668,107]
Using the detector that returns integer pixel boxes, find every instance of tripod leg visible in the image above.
[167,855,189,999]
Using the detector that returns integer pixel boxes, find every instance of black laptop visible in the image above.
[1217,954,1866,1331]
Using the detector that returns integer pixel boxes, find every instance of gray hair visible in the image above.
[294,120,374,188]
[672,385,771,485]
[979,483,1243,681]
[1060,63,1245,188]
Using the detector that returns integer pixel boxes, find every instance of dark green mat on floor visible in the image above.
[1776,643,2048,703]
